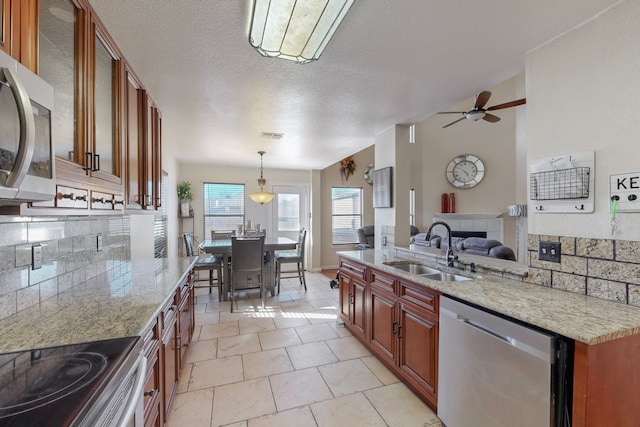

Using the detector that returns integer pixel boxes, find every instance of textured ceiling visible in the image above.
[86,0,621,170]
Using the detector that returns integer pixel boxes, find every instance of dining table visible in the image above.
[199,236,298,301]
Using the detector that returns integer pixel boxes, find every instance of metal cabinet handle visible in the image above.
[144,389,156,397]
[176,335,182,350]
[397,325,403,339]
[392,322,397,335]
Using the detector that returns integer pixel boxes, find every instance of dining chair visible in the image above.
[183,233,223,301]
[275,229,307,294]
[230,236,266,312]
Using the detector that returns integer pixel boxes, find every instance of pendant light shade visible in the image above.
[249,151,276,205]
[249,0,355,64]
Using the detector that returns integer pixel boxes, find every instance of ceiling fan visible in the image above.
[438,91,526,129]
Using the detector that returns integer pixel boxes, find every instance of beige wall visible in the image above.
[414,76,523,249]
[526,0,640,241]
[320,145,375,269]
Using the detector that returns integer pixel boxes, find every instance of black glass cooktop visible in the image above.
[0,336,140,427]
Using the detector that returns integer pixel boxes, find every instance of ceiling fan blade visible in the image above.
[483,113,501,123]
[474,91,492,109]
[442,117,466,128]
[437,111,468,114]
[487,98,526,111]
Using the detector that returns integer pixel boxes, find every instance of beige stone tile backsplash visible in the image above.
[526,234,640,307]
[0,216,131,321]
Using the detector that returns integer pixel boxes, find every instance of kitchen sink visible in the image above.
[422,272,472,282]
[384,262,441,275]
[384,261,472,282]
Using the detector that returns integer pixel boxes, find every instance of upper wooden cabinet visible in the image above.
[13,0,163,213]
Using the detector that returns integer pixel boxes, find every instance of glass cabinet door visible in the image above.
[38,0,82,166]
[93,30,118,178]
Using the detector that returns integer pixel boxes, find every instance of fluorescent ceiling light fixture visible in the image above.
[409,124,416,144]
[249,151,276,205]
[249,0,355,64]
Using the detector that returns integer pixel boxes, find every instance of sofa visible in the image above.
[356,225,420,249]
[412,234,516,261]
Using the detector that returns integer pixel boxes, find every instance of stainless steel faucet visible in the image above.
[425,221,458,267]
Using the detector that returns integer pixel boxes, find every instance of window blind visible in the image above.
[203,182,245,238]
[331,187,362,244]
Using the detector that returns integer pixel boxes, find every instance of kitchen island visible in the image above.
[338,248,640,427]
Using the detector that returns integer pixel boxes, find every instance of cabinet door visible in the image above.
[38,0,86,170]
[90,18,122,184]
[162,319,178,422]
[398,301,438,404]
[178,294,192,369]
[339,272,351,324]
[369,284,396,363]
[124,65,144,208]
[352,279,366,338]
[1,0,9,55]
[142,94,161,209]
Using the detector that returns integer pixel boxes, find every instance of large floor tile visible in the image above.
[269,367,333,411]
[166,388,213,427]
[242,348,294,379]
[272,314,311,329]
[318,359,383,397]
[248,406,316,427]
[217,333,262,358]
[199,321,239,340]
[365,382,441,427]
[360,355,400,385]
[184,338,218,363]
[189,355,244,390]
[258,327,301,350]
[286,341,338,370]
[211,377,276,427]
[326,336,371,360]
[194,310,220,326]
[295,322,339,343]
[239,317,278,334]
[310,392,387,427]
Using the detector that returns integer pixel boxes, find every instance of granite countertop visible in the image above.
[0,257,197,354]
[339,249,640,345]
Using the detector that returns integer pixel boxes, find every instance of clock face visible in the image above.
[446,155,485,188]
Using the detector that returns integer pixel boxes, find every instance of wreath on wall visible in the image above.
[340,156,356,182]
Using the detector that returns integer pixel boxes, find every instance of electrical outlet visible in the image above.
[32,244,42,270]
[538,241,561,263]
[382,236,387,246]
[97,234,103,252]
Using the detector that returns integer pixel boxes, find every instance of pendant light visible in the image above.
[249,151,276,205]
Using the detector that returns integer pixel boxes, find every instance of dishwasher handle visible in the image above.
[457,314,516,346]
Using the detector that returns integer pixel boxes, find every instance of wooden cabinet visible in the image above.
[338,258,367,339]
[7,0,164,215]
[161,297,179,422]
[338,258,441,411]
[177,270,194,368]
[142,325,161,427]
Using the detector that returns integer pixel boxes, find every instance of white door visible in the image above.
[270,185,309,243]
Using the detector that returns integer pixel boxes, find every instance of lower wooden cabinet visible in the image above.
[142,269,194,426]
[339,258,440,411]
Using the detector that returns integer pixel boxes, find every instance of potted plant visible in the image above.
[177,181,193,217]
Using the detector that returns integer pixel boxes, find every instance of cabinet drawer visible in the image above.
[370,268,396,294]
[339,259,367,281]
[399,280,440,314]
[161,300,177,334]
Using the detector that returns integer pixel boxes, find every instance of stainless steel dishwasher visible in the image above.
[438,296,572,427]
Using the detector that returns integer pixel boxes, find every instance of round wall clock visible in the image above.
[446,154,485,188]
[363,163,374,185]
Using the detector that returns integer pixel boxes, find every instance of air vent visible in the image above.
[261,132,284,140]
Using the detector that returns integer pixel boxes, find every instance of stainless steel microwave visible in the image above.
[0,49,55,205]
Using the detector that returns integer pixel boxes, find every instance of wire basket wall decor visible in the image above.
[530,167,590,201]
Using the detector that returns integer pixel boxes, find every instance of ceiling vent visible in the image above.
[261,132,284,140]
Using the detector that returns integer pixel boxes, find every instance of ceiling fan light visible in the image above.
[466,111,486,121]
[249,0,355,63]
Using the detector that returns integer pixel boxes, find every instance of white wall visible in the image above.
[525,0,640,240]
[375,126,397,249]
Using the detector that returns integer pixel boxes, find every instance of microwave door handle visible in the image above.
[1,68,35,188]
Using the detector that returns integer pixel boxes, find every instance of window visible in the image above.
[409,188,416,226]
[203,183,244,238]
[278,193,300,231]
[332,187,362,245]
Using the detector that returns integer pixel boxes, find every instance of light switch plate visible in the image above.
[32,245,43,270]
[538,241,561,263]
[97,234,103,252]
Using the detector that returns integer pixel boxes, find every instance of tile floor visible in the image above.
[167,271,442,427]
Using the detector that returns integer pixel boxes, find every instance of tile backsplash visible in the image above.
[526,234,640,307]
[0,215,131,320]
